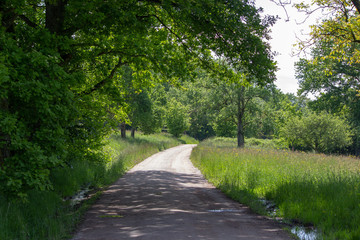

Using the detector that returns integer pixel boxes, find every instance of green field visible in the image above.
[191,138,360,239]
[0,133,196,240]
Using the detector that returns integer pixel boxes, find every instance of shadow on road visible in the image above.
[73,170,290,240]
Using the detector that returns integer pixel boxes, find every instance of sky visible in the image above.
[255,0,320,95]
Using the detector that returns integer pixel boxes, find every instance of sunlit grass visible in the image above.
[202,136,287,150]
[191,138,360,239]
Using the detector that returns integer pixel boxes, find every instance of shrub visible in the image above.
[281,111,352,153]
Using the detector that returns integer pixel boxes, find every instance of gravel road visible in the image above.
[72,144,292,240]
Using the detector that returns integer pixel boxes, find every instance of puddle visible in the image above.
[258,198,278,217]
[291,226,318,240]
[207,209,242,213]
[69,184,92,206]
[99,214,124,218]
[258,199,320,240]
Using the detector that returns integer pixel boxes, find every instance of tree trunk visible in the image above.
[121,122,126,138]
[45,0,66,34]
[236,86,245,148]
[131,128,135,138]
[351,0,360,14]
[237,118,245,148]
[0,98,10,167]
[1,4,16,33]
[0,134,10,167]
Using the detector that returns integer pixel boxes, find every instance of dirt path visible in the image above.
[72,144,293,240]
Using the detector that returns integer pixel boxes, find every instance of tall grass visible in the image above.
[191,138,360,239]
[0,132,195,240]
[203,136,288,150]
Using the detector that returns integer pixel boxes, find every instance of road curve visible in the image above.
[72,144,292,240]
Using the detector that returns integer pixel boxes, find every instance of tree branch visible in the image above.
[19,15,38,28]
[97,50,146,58]
[151,13,192,53]
[79,58,126,96]
[351,0,360,14]
[270,0,291,22]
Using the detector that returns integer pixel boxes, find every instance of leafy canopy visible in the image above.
[0,0,276,199]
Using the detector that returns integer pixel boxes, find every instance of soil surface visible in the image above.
[71,144,293,240]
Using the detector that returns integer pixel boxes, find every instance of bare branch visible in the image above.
[270,0,292,21]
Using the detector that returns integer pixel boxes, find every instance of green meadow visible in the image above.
[0,133,195,240]
[191,138,360,240]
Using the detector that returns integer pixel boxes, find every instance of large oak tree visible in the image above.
[0,0,276,198]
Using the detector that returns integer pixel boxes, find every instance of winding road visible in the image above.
[72,144,292,240]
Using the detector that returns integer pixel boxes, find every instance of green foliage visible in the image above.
[244,97,276,138]
[174,73,216,140]
[165,68,281,144]
[295,2,360,155]
[0,30,79,199]
[0,0,275,199]
[296,0,360,65]
[281,111,353,153]
[191,141,360,239]
[213,108,237,137]
[166,99,190,138]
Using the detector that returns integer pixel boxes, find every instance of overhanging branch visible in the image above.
[19,15,38,28]
[79,58,126,96]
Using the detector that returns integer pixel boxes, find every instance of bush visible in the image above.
[281,111,352,153]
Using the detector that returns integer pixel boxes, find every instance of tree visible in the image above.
[280,116,304,151]
[172,72,216,140]
[165,99,189,138]
[0,0,276,198]
[296,34,360,155]
[165,68,280,146]
[245,97,277,139]
[295,0,360,63]
[128,91,153,138]
[119,66,157,138]
[209,77,272,148]
[292,0,360,154]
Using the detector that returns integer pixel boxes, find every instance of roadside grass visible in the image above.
[191,137,360,240]
[0,132,196,240]
[179,134,199,144]
[203,137,288,150]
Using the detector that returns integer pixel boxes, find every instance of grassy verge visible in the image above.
[0,132,196,240]
[191,137,360,239]
[203,137,288,150]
